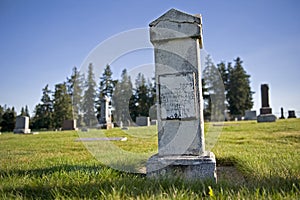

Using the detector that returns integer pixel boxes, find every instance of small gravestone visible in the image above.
[150,120,157,125]
[288,110,296,118]
[149,105,157,120]
[62,119,78,130]
[244,110,257,120]
[257,84,276,122]
[99,96,114,129]
[279,107,285,119]
[136,116,150,126]
[147,9,216,181]
[13,116,31,134]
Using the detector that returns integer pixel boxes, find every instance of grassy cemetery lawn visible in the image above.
[0,119,299,199]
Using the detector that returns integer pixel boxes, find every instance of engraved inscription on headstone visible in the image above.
[159,73,196,120]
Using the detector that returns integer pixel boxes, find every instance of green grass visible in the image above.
[0,119,299,199]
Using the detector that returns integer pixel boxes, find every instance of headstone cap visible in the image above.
[149,8,203,47]
[149,8,202,27]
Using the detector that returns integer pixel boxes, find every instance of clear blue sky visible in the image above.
[1,0,300,117]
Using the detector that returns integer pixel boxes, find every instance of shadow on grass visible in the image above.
[1,161,299,198]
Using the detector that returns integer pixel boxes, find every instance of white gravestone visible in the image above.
[146,9,216,181]
[13,116,31,134]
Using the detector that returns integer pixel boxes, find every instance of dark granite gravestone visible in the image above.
[62,119,78,131]
[279,107,285,119]
[288,110,296,118]
[257,84,276,122]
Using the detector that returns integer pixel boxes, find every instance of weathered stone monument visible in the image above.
[136,116,150,126]
[13,116,31,134]
[257,84,276,122]
[288,110,296,118]
[279,107,285,119]
[62,119,78,131]
[244,110,257,120]
[146,9,216,181]
[99,96,114,129]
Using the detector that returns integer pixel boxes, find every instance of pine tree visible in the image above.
[226,57,254,118]
[202,55,226,121]
[0,105,3,131]
[82,63,97,127]
[32,85,53,130]
[129,73,155,122]
[112,69,133,126]
[95,64,116,120]
[67,66,84,126]
[25,105,30,117]
[52,83,73,128]
[0,107,16,132]
[20,107,26,116]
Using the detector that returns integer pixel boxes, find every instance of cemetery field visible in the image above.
[0,119,299,199]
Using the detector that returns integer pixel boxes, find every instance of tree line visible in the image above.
[0,56,253,131]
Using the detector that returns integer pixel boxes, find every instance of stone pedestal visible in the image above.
[147,152,216,181]
[146,9,216,182]
[13,116,31,134]
[257,84,276,122]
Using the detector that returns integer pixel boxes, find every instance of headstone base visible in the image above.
[100,123,114,129]
[257,114,276,122]
[146,152,216,182]
[13,129,31,134]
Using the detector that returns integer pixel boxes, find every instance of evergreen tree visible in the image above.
[0,105,3,131]
[0,107,16,132]
[67,66,84,126]
[130,73,155,122]
[226,57,254,118]
[95,64,116,120]
[20,107,26,116]
[202,55,226,121]
[52,83,73,128]
[25,105,30,117]
[32,85,53,130]
[82,63,97,127]
[112,69,133,126]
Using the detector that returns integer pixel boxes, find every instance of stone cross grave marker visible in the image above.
[257,84,276,122]
[146,9,216,181]
[13,116,31,134]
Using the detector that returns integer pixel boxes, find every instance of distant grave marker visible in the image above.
[136,116,150,126]
[62,119,78,131]
[244,110,257,120]
[279,107,285,119]
[288,110,296,118]
[257,84,276,122]
[13,116,31,134]
[99,96,114,129]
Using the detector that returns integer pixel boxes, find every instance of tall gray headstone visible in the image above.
[13,116,31,134]
[146,9,216,181]
[257,84,276,122]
